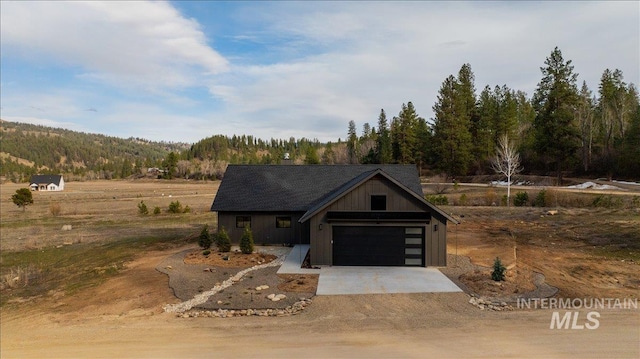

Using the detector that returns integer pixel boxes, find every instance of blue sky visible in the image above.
[1,1,638,143]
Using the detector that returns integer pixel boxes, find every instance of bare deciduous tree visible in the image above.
[491,134,522,207]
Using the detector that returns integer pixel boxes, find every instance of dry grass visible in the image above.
[0,179,220,306]
[1,179,219,251]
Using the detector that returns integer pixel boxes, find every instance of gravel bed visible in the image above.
[157,248,314,312]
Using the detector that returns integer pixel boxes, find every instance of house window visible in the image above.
[371,195,386,211]
[236,216,251,228]
[276,216,291,228]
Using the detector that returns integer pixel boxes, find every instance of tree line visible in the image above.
[344,47,639,181]
[2,47,637,183]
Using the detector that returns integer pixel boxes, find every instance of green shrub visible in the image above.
[514,192,529,207]
[183,205,191,213]
[202,250,211,256]
[240,226,254,254]
[501,195,508,206]
[591,194,623,208]
[137,200,149,215]
[459,193,468,206]
[199,225,212,249]
[491,257,506,281]
[216,226,231,252]
[168,200,182,213]
[533,190,547,207]
[153,206,161,215]
[425,194,449,205]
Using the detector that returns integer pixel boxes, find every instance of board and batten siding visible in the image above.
[308,177,447,267]
[217,212,306,245]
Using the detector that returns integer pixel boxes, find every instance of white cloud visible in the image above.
[1,1,228,91]
[1,1,637,144]
[207,1,639,142]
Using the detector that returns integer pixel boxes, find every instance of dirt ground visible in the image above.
[1,180,639,358]
[1,243,638,359]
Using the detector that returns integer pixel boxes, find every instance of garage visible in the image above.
[332,226,424,266]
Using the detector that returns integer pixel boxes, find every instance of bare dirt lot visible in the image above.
[1,180,639,358]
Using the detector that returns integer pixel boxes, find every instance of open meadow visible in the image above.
[1,179,639,358]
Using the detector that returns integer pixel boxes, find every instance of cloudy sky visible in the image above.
[1,1,638,143]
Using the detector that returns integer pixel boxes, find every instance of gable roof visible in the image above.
[211,165,458,224]
[299,168,459,224]
[30,175,63,186]
[211,165,422,212]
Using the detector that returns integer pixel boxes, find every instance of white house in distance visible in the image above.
[30,175,65,191]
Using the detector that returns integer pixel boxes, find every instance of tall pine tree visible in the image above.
[375,109,393,164]
[532,47,579,184]
[432,66,475,177]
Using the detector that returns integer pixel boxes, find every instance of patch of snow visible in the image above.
[567,182,621,190]
[613,180,640,186]
[490,181,512,186]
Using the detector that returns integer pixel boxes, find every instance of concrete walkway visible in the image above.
[316,266,462,295]
[276,245,321,275]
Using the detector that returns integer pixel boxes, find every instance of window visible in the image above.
[276,216,291,228]
[371,195,386,211]
[236,216,251,228]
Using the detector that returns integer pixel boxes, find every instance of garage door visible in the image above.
[332,226,424,266]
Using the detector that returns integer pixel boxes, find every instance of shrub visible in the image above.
[484,188,498,206]
[202,250,211,256]
[591,194,622,208]
[50,202,62,216]
[425,194,448,205]
[199,225,212,249]
[137,200,149,215]
[491,257,506,281]
[458,193,468,206]
[501,195,508,207]
[240,226,254,254]
[216,226,231,252]
[533,189,547,207]
[514,192,529,207]
[153,206,161,215]
[168,200,182,213]
[183,205,191,213]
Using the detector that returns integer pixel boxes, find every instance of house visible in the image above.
[30,175,65,191]
[211,165,458,267]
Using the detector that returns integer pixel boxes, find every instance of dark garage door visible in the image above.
[333,226,424,266]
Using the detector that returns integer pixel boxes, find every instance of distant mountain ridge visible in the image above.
[0,120,189,181]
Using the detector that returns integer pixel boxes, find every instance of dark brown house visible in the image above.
[211,165,458,267]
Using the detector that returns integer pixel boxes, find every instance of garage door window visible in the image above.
[404,227,423,266]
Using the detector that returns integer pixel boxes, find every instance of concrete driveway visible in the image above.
[316,266,462,295]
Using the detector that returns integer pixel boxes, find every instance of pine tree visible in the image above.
[532,47,579,184]
[199,224,212,249]
[304,146,320,164]
[375,109,393,164]
[240,226,254,254]
[347,120,358,164]
[216,226,231,252]
[432,71,474,177]
[491,257,506,281]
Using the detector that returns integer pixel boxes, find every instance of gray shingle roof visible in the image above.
[30,175,63,186]
[211,165,423,212]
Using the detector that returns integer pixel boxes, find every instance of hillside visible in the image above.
[0,120,189,182]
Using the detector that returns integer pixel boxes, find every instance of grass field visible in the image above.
[0,180,219,305]
[1,178,638,307]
